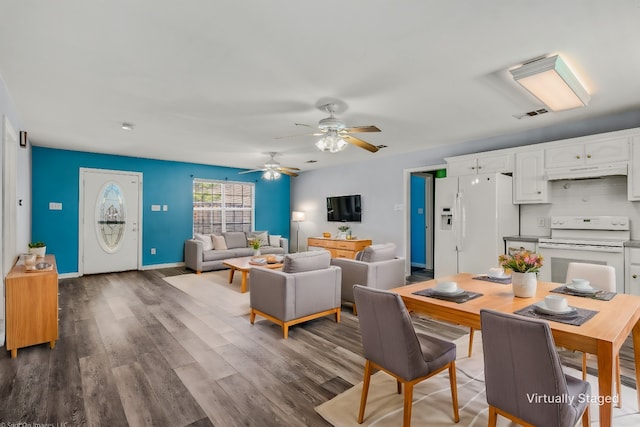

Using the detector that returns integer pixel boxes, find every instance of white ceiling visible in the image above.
[1,1,640,173]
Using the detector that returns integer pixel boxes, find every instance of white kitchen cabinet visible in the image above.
[627,136,640,201]
[513,149,549,204]
[545,136,629,169]
[446,152,513,176]
[446,157,477,176]
[625,247,640,295]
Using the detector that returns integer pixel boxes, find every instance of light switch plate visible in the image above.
[49,202,62,210]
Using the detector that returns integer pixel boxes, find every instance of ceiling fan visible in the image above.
[278,103,381,153]
[238,152,299,180]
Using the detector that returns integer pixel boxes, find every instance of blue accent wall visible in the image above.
[32,147,290,274]
[410,175,426,266]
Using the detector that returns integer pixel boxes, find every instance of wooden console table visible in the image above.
[308,237,372,259]
[5,254,59,358]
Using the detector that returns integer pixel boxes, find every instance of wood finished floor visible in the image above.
[0,267,636,426]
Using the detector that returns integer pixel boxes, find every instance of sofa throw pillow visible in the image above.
[223,231,248,249]
[269,235,281,247]
[194,233,214,251]
[359,243,397,263]
[247,231,269,247]
[212,235,227,250]
[283,250,331,273]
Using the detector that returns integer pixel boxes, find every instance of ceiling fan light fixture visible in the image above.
[262,169,281,180]
[510,54,590,112]
[315,134,348,153]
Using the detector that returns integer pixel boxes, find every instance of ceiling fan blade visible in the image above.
[279,166,301,171]
[238,168,266,174]
[341,135,380,153]
[280,170,299,177]
[294,123,317,129]
[342,125,381,133]
[274,131,323,139]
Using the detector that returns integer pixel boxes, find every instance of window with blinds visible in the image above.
[193,179,254,235]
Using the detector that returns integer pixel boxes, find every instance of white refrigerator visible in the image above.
[434,173,519,277]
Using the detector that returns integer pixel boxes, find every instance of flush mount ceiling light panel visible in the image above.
[510,55,590,112]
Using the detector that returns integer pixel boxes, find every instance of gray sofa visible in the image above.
[185,231,288,273]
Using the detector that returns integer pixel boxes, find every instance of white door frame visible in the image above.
[2,115,19,344]
[2,116,18,275]
[403,163,447,277]
[78,167,143,275]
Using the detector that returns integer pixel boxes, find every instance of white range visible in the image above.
[537,215,629,293]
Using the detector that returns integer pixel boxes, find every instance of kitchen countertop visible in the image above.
[503,235,547,243]
[624,240,640,248]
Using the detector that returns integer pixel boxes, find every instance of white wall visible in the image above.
[292,160,401,253]
[521,176,640,239]
[291,110,640,261]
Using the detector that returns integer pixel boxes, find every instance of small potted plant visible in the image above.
[249,238,262,256]
[337,224,350,240]
[28,241,47,258]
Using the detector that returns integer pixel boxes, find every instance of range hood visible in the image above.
[545,163,628,180]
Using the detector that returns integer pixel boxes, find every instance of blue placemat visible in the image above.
[514,304,598,326]
[550,285,616,301]
[413,288,483,304]
[473,275,511,284]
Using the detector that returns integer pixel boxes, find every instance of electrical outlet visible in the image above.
[151,248,156,255]
[537,217,546,227]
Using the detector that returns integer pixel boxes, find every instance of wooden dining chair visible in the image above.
[353,285,459,427]
[565,262,621,407]
[480,309,591,427]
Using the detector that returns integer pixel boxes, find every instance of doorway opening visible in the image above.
[406,166,447,282]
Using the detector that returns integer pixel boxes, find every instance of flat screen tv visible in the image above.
[327,194,362,222]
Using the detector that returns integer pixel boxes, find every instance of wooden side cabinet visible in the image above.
[307,237,372,259]
[6,254,59,358]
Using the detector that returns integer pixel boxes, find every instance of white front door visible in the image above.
[81,169,141,275]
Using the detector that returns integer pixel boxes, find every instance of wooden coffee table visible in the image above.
[223,256,283,293]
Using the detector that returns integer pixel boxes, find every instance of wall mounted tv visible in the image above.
[327,194,362,222]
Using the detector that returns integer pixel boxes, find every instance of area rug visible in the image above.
[163,272,640,426]
[315,333,640,427]
[162,270,250,316]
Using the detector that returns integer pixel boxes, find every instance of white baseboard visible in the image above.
[59,272,81,279]
[59,262,185,278]
[140,262,185,270]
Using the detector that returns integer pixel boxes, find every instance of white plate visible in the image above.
[565,284,597,294]
[432,288,465,296]
[533,301,577,315]
[488,272,511,279]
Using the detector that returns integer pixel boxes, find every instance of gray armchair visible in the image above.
[480,309,590,427]
[249,250,341,339]
[330,243,405,314]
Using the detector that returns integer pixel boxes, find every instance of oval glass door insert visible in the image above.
[96,182,126,252]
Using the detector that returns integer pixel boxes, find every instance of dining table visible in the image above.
[391,273,640,427]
